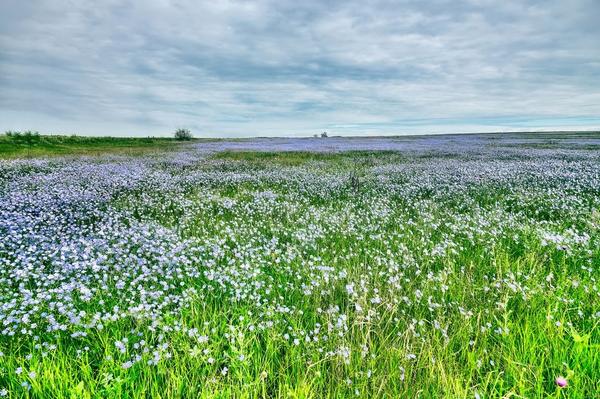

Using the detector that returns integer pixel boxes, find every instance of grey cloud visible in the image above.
[1,0,599,136]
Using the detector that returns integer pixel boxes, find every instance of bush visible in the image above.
[174,128,192,141]
[5,130,41,145]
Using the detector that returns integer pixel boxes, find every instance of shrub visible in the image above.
[174,128,193,141]
[5,130,41,145]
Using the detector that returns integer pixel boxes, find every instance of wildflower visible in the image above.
[555,376,568,388]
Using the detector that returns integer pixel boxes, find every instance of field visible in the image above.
[0,133,599,398]
[0,133,186,159]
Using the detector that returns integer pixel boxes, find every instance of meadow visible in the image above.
[0,133,599,398]
[0,132,186,159]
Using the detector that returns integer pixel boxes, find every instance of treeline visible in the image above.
[3,131,174,146]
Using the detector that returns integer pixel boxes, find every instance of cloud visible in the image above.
[1,0,599,136]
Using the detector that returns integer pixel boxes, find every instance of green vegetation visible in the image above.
[174,128,193,141]
[0,131,187,159]
[215,150,402,167]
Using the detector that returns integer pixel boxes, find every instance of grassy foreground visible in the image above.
[0,132,186,159]
[0,142,599,398]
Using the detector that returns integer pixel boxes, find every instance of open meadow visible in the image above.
[0,133,599,398]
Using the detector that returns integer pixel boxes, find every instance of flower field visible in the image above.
[0,134,599,398]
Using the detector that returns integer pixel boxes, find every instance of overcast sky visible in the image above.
[1,0,599,137]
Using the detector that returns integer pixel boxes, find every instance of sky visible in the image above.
[1,0,599,137]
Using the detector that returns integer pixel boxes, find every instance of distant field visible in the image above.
[2,131,600,159]
[0,133,599,398]
[0,133,188,159]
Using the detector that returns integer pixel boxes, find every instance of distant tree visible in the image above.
[321,131,328,138]
[5,130,20,140]
[174,128,193,141]
[5,130,41,145]
[22,130,40,146]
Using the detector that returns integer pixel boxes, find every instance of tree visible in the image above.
[321,131,328,138]
[174,128,193,141]
[5,130,40,145]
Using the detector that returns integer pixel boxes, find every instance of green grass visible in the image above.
[0,133,188,159]
[214,150,405,169]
